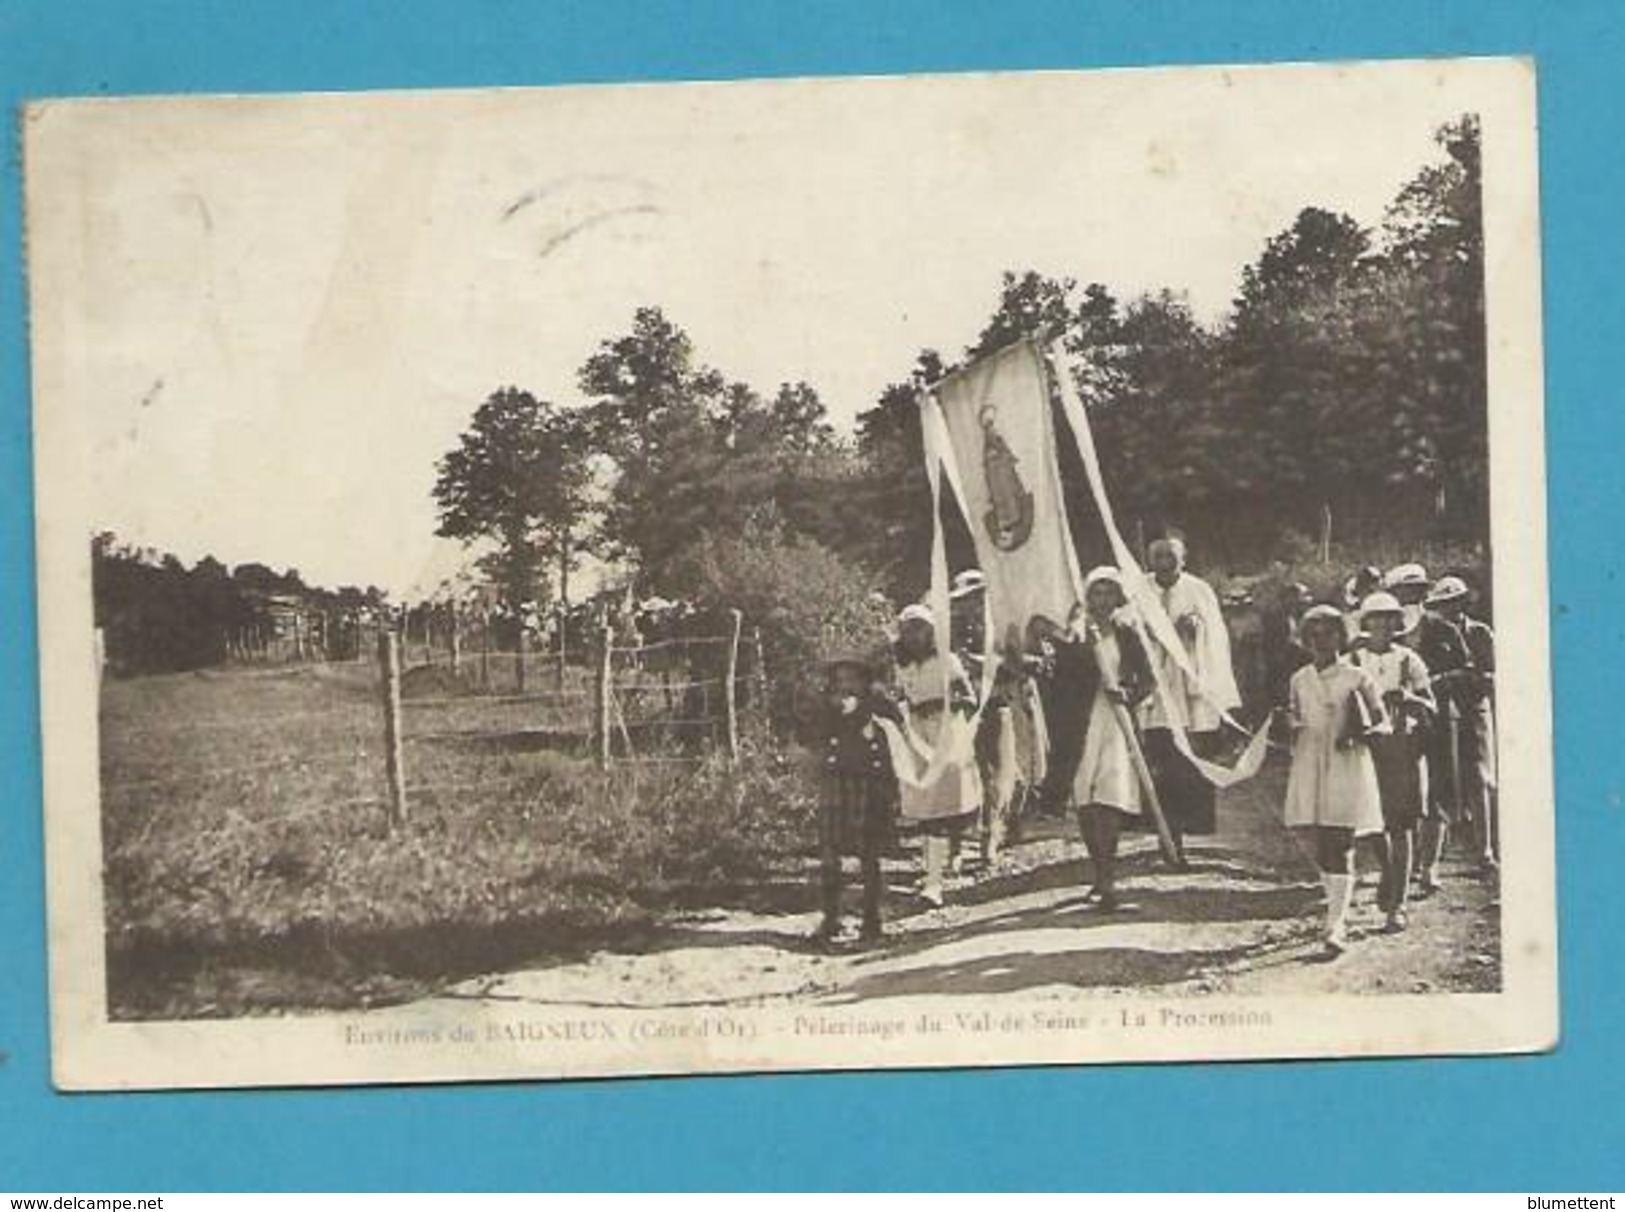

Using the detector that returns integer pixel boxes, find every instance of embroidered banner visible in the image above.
[931,339,1082,656]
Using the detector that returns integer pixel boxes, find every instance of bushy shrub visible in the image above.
[669,511,893,731]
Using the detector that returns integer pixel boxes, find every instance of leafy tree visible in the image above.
[1375,113,1487,533]
[851,349,948,599]
[432,386,593,624]
[967,271,1080,360]
[716,380,768,449]
[577,309,864,589]
[1086,290,1222,545]
[90,535,362,676]
[231,562,298,596]
[767,381,836,454]
[1235,207,1371,321]
[577,307,730,575]
[852,116,1487,574]
[1208,206,1376,553]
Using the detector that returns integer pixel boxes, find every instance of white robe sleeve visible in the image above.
[1192,576,1242,714]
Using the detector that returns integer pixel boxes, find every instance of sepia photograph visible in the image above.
[25,56,1554,1089]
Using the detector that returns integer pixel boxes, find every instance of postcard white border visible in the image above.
[26,56,1556,1090]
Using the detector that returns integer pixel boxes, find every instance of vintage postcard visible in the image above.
[26,57,1555,1090]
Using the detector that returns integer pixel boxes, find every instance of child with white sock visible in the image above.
[1283,605,1388,958]
[1353,592,1435,933]
[892,603,983,907]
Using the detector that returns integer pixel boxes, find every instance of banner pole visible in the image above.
[1110,700,1179,865]
[1087,622,1179,864]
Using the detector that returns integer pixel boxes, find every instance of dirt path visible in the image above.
[431,766,1502,1012]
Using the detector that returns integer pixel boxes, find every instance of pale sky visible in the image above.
[29,60,1500,598]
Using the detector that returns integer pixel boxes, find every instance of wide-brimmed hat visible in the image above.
[1359,591,1404,620]
[1384,562,1429,590]
[1426,575,1470,605]
[949,569,987,599]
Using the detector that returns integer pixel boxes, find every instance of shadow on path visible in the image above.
[829,939,1282,1002]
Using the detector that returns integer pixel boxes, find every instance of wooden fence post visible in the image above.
[449,604,462,675]
[478,610,490,690]
[555,607,567,692]
[1319,503,1333,564]
[724,609,743,767]
[378,629,408,831]
[516,628,528,694]
[596,623,615,770]
[751,626,768,723]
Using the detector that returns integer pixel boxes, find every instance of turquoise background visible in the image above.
[2,0,1620,1191]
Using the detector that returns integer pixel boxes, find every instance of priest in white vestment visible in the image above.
[1135,536,1242,863]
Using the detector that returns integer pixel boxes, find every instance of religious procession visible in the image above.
[813,339,1498,964]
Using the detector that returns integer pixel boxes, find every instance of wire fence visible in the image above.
[98,610,772,847]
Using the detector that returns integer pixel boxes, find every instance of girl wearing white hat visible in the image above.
[1283,605,1387,957]
[1353,592,1436,932]
[1425,575,1499,874]
[1407,575,1477,892]
[1383,562,1431,644]
[893,603,983,906]
[1063,568,1155,911]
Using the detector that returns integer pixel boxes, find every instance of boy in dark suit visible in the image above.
[816,653,897,944]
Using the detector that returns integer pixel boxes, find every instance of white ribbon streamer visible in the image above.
[1049,341,1267,788]
[878,392,999,794]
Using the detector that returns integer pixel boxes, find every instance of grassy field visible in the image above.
[98,663,815,1019]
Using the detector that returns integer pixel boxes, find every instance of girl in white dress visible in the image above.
[1062,568,1154,911]
[1284,605,1387,957]
[1352,591,1435,933]
[893,603,983,906]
